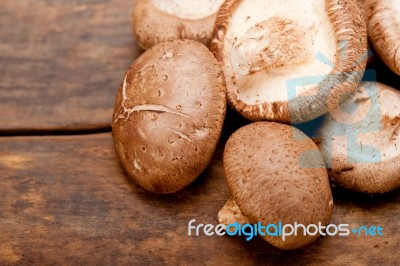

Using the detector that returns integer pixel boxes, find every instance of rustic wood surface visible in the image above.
[1,0,399,134]
[0,0,142,133]
[0,129,399,265]
[1,0,399,265]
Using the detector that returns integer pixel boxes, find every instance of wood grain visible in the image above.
[0,131,398,265]
[0,0,142,133]
[0,0,399,265]
[1,0,399,134]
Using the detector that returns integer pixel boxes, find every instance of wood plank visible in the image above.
[1,1,399,134]
[0,130,398,265]
[0,0,142,133]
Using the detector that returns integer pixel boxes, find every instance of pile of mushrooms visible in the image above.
[111,0,400,250]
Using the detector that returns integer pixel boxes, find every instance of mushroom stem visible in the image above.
[218,198,250,227]
[230,17,312,75]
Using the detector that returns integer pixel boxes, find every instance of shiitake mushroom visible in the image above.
[112,40,226,193]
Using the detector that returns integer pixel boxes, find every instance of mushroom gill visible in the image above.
[230,17,313,76]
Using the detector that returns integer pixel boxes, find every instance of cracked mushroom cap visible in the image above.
[132,0,226,50]
[211,0,367,123]
[222,122,333,250]
[112,39,226,193]
[365,0,400,76]
[318,82,400,193]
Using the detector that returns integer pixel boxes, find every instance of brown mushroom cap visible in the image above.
[365,0,400,75]
[223,122,333,250]
[318,82,400,193]
[211,0,367,123]
[112,40,226,193]
[132,0,225,50]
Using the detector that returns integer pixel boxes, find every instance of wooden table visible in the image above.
[0,0,399,265]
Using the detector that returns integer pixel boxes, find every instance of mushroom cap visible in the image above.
[211,0,367,123]
[223,122,333,250]
[365,0,400,75]
[112,39,226,193]
[318,82,400,193]
[132,0,225,50]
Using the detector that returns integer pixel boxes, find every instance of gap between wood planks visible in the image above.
[0,126,111,137]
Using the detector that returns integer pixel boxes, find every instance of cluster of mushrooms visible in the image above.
[112,0,400,250]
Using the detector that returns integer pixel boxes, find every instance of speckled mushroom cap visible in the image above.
[112,39,226,193]
[211,0,367,123]
[318,82,400,193]
[132,0,226,50]
[223,122,333,250]
[365,0,400,76]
